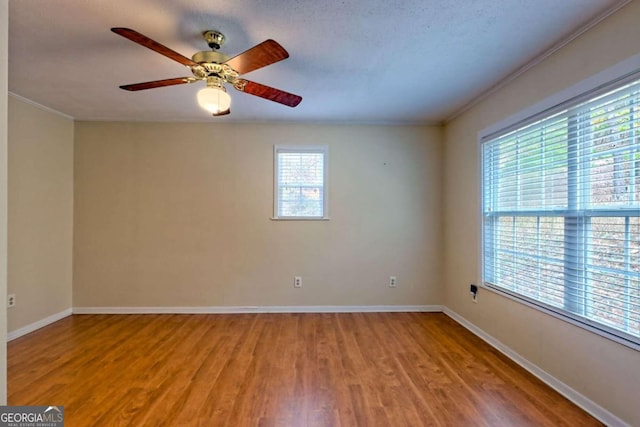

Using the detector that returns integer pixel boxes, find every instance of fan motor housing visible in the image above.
[192,51,230,65]
[191,51,238,81]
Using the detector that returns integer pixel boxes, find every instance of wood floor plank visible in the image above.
[8,312,604,426]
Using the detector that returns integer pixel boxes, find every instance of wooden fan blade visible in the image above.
[119,77,193,91]
[238,80,302,107]
[213,109,230,117]
[224,40,289,75]
[111,27,198,67]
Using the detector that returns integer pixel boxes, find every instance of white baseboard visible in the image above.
[7,308,72,341]
[442,307,630,427]
[72,305,443,314]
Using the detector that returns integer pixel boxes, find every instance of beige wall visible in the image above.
[1,0,8,406]
[443,2,640,425]
[7,96,74,332]
[73,122,443,308]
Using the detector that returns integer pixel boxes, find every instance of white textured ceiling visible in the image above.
[8,0,628,123]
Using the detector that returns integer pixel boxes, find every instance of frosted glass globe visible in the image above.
[197,87,231,113]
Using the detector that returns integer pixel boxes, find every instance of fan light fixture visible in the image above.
[197,85,231,114]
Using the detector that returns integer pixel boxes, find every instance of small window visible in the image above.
[273,145,328,220]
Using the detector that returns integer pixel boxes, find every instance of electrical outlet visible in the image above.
[7,294,16,308]
[389,276,397,288]
[470,284,478,303]
[294,276,302,288]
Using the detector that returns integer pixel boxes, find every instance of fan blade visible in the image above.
[224,40,289,75]
[237,80,302,107]
[111,28,199,67]
[213,109,230,117]
[119,77,193,91]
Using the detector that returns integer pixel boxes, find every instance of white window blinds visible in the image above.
[482,76,640,347]
[274,146,328,219]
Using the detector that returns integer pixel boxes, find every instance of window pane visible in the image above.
[588,155,636,207]
[486,216,566,308]
[539,217,566,308]
[278,152,324,186]
[275,148,327,218]
[484,118,569,212]
[589,217,626,271]
[588,270,629,330]
[279,187,324,217]
[584,87,640,208]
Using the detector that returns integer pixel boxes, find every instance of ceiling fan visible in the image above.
[111,27,302,116]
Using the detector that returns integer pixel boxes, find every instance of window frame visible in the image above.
[272,145,329,221]
[478,54,640,351]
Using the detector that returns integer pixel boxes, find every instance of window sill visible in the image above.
[270,217,330,221]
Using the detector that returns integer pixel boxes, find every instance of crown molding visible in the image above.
[8,92,74,120]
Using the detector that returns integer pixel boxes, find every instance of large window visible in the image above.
[482,75,640,348]
[273,145,328,219]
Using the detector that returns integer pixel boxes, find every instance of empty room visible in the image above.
[1,0,639,426]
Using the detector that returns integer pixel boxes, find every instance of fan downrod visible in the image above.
[203,30,225,50]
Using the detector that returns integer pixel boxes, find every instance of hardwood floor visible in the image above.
[8,313,603,426]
